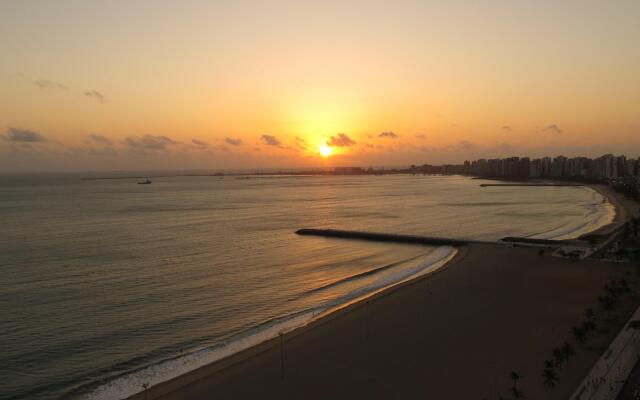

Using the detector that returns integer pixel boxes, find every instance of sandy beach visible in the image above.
[126,186,639,400]
[582,184,639,238]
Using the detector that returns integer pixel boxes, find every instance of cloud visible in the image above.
[34,78,67,91]
[87,134,113,146]
[191,139,208,149]
[4,127,48,143]
[225,137,243,146]
[83,89,105,104]
[501,126,513,132]
[415,134,427,140]
[261,134,281,146]
[125,134,177,150]
[378,131,398,139]
[327,133,356,147]
[294,136,308,150]
[453,140,476,151]
[541,124,562,134]
[495,142,514,152]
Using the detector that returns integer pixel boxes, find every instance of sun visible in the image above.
[319,144,333,158]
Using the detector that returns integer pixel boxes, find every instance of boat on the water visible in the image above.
[138,179,152,185]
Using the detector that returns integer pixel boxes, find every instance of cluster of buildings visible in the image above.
[420,154,640,182]
[322,154,640,190]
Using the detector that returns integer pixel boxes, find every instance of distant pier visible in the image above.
[480,183,584,187]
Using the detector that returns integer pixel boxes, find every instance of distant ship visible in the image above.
[138,179,152,185]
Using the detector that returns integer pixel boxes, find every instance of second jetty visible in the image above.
[480,183,585,187]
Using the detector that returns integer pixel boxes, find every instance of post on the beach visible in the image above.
[493,375,496,399]
[366,301,369,340]
[279,332,285,380]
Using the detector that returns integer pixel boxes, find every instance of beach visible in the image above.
[582,184,638,237]
[125,186,639,400]
[6,175,624,400]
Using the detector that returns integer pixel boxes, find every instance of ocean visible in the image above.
[0,174,613,400]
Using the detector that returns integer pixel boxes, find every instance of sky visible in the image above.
[1,0,639,172]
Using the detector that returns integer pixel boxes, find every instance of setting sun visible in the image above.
[319,144,333,158]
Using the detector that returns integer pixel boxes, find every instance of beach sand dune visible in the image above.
[131,243,637,400]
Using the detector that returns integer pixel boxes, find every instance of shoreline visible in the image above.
[121,246,469,400]
[89,247,460,400]
[580,183,637,239]
[125,243,636,400]
[115,183,635,400]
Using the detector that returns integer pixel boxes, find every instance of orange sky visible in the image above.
[1,1,639,172]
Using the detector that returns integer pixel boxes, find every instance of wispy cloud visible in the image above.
[541,124,562,134]
[327,133,356,147]
[501,126,513,132]
[125,134,177,150]
[87,134,113,146]
[34,78,67,91]
[3,127,48,143]
[261,134,281,146]
[378,131,398,139]
[415,134,427,140]
[225,137,243,146]
[294,136,308,150]
[83,89,106,104]
[191,139,208,149]
[453,140,475,151]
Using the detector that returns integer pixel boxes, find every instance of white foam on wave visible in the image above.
[83,246,457,400]
[530,187,615,240]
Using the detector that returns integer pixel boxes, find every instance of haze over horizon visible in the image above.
[1,0,639,172]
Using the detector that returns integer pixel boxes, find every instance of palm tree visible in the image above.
[561,342,576,365]
[585,308,595,320]
[544,359,554,370]
[602,295,616,312]
[571,326,586,344]
[582,319,597,333]
[552,347,565,367]
[542,368,559,388]
[510,371,521,387]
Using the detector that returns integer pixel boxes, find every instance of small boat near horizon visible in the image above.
[138,179,152,185]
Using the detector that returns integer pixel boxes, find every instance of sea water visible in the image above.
[0,174,613,399]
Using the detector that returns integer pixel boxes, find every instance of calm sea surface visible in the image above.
[0,174,612,399]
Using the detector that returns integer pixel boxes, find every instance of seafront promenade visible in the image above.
[570,306,640,400]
